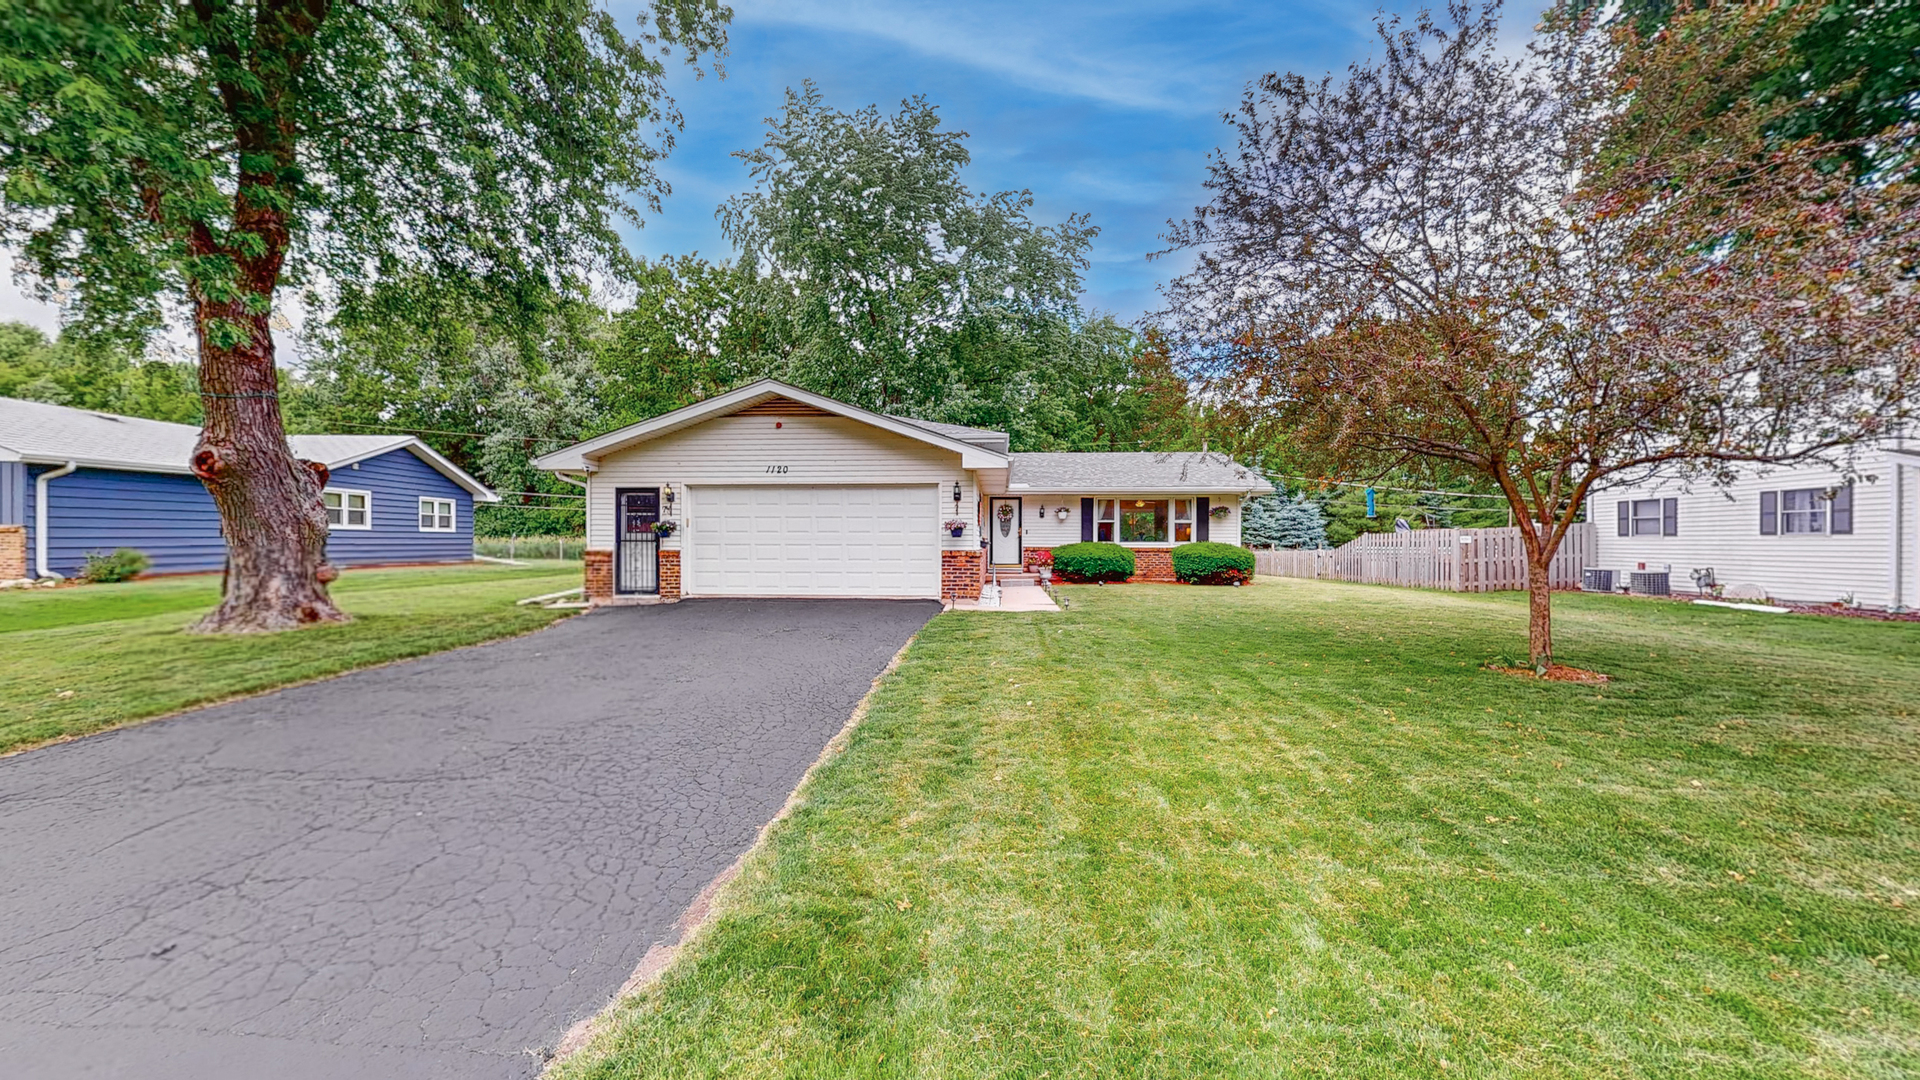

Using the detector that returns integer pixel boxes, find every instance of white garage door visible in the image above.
[688,485,941,598]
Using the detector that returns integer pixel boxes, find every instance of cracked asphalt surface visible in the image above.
[0,598,937,1079]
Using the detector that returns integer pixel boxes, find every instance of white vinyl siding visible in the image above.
[1000,492,1246,549]
[584,413,977,553]
[1594,453,1914,607]
[687,485,940,597]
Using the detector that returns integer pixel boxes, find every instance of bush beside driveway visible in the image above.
[553,580,1920,1080]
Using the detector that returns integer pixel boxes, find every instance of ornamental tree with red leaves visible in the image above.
[1159,0,1919,670]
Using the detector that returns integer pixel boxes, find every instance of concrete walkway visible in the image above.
[0,599,937,1079]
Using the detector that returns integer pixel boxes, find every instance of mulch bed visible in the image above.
[1777,603,1920,623]
[1486,664,1611,684]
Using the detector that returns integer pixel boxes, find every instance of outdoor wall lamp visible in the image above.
[662,483,676,512]
[952,482,963,511]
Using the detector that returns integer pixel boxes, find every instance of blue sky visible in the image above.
[616,0,1420,323]
[0,0,1423,333]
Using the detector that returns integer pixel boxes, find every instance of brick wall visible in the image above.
[1131,548,1176,583]
[942,549,983,600]
[584,549,613,602]
[0,525,24,580]
[1025,544,1179,583]
[1022,546,1052,573]
[659,549,681,600]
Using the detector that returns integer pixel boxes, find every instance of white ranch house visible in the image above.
[533,379,1267,603]
[1592,440,1920,609]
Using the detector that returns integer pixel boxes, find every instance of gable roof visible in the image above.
[0,397,497,501]
[887,416,1011,455]
[533,378,1012,471]
[1005,451,1269,494]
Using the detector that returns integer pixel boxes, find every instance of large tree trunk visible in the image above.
[1525,554,1553,673]
[188,294,346,634]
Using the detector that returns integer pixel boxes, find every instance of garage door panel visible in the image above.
[688,485,939,598]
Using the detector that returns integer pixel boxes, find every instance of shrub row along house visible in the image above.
[1593,441,1920,609]
[533,379,1268,603]
[0,397,495,580]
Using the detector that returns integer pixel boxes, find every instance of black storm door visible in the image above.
[615,488,660,595]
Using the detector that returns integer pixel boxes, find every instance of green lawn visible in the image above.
[0,561,580,754]
[555,578,1919,1079]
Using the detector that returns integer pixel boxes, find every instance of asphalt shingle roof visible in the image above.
[0,397,494,498]
[887,415,1011,454]
[1006,451,1269,494]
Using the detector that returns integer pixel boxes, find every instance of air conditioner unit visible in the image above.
[1629,571,1670,596]
[1582,568,1615,593]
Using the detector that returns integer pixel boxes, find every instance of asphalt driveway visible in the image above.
[0,598,938,1079]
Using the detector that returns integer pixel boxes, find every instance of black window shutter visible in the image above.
[1617,501,1630,537]
[1080,498,1095,542]
[1661,498,1678,536]
[1759,491,1777,535]
[1831,485,1853,534]
[1196,497,1210,542]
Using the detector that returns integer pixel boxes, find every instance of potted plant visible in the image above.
[943,519,969,538]
[650,520,679,537]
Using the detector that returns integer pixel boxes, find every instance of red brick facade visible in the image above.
[1129,548,1177,583]
[584,549,613,602]
[0,522,24,580]
[942,549,983,600]
[659,549,681,600]
[0,526,24,580]
[1023,544,1179,583]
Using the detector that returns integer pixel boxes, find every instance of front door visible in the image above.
[988,497,1022,567]
[616,487,660,595]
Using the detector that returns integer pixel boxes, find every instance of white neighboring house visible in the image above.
[1591,440,1920,609]
[532,379,1268,603]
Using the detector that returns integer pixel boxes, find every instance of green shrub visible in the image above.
[1049,542,1134,583]
[473,502,585,538]
[1171,541,1254,585]
[78,548,151,584]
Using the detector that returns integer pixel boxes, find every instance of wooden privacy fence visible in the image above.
[1252,523,1596,593]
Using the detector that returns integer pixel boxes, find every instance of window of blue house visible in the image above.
[418,497,455,532]
[325,488,372,530]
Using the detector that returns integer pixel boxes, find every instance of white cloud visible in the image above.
[730,0,1234,113]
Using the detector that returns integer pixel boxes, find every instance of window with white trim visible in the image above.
[1094,498,1191,544]
[1630,499,1663,535]
[1780,488,1826,534]
[418,497,455,532]
[323,488,371,530]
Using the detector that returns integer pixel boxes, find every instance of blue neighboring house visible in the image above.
[0,397,497,579]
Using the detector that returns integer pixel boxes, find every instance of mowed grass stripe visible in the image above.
[0,561,580,754]
[556,578,1919,1080]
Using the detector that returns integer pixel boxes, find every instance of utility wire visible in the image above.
[1266,472,1512,500]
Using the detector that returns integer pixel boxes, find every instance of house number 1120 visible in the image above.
[764,465,789,474]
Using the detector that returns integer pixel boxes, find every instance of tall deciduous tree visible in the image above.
[720,83,1098,414]
[0,0,727,631]
[1162,1,1919,670]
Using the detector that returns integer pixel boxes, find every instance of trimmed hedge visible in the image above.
[1049,542,1135,583]
[1171,541,1255,585]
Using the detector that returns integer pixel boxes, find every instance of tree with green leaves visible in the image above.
[1607,0,1919,178]
[721,83,1098,415]
[0,321,202,421]
[0,0,727,630]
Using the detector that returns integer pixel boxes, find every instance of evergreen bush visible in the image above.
[78,548,150,583]
[1170,541,1255,585]
[1049,542,1135,583]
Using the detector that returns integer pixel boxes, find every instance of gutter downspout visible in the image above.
[34,460,78,579]
[1895,441,1909,613]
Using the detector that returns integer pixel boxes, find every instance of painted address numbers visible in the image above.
[764,465,789,474]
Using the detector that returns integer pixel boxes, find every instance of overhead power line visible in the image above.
[1265,472,1512,501]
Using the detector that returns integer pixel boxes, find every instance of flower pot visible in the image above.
[950,527,965,537]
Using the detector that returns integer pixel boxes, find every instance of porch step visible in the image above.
[990,571,1042,586]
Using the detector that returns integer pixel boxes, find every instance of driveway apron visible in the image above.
[0,599,938,1079]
